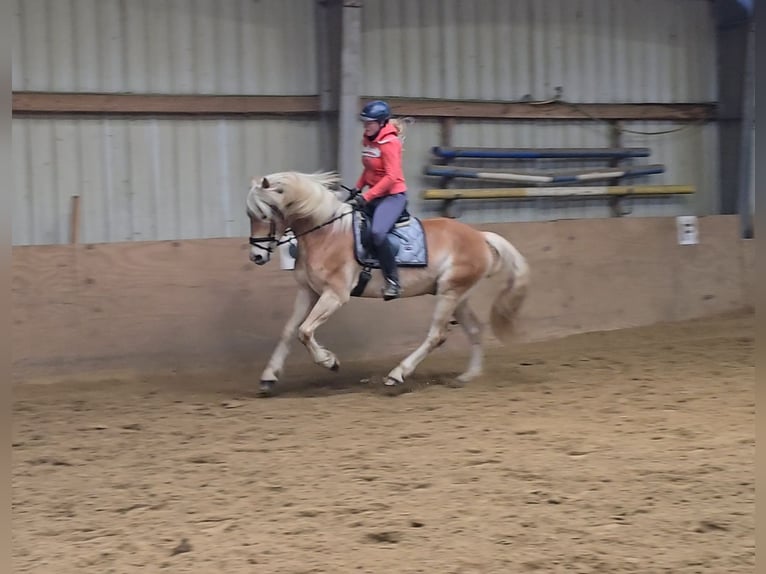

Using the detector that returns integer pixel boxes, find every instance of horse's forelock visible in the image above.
[245,185,260,217]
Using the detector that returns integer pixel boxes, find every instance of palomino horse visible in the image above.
[246,170,529,394]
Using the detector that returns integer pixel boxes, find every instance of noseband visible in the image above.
[249,220,277,253]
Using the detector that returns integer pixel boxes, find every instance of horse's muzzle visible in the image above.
[250,252,268,265]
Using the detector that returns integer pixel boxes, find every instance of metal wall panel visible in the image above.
[13,0,318,95]
[13,117,322,245]
[361,0,717,103]
[12,0,323,245]
[12,0,721,244]
[360,0,718,223]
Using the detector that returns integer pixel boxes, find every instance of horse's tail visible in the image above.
[482,231,530,343]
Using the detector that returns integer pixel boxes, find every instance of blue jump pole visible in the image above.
[431,146,652,160]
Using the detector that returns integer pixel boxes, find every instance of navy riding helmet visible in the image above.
[359,100,391,123]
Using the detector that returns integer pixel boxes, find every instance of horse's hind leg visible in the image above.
[453,300,483,383]
[260,286,318,392]
[386,292,461,386]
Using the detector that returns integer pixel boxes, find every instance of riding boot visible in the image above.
[375,238,401,301]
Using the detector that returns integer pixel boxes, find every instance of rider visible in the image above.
[348,99,408,301]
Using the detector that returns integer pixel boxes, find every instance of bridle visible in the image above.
[248,204,355,254]
[248,219,279,254]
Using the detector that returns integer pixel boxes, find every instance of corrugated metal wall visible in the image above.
[13,0,317,94]
[360,0,718,223]
[13,0,323,246]
[13,0,720,244]
[13,117,322,245]
[361,0,716,102]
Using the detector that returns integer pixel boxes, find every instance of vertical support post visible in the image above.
[607,121,627,217]
[438,117,457,217]
[69,195,81,244]
[439,117,454,152]
[714,2,751,217]
[315,0,342,170]
[737,19,754,238]
[337,0,363,188]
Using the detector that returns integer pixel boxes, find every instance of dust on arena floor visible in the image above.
[12,310,754,573]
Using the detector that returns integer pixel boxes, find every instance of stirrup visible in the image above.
[382,279,401,301]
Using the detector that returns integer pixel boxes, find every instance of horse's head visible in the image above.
[246,176,287,265]
[245,170,345,264]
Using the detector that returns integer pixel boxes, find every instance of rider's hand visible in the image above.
[348,193,367,210]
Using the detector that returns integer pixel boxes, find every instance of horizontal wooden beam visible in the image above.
[422,185,696,200]
[13,92,717,121]
[13,92,322,116]
[377,97,716,121]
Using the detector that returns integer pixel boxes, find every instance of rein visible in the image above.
[249,208,355,252]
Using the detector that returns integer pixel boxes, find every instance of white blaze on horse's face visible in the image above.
[247,176,281,265]
[248,215,276,266]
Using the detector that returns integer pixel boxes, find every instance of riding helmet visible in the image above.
[359,100,391,123]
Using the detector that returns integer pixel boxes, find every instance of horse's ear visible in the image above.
[261,177,270,189]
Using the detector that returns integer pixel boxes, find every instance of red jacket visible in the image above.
[355,123,407,202]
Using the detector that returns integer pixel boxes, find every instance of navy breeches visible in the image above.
[370,193,407,246]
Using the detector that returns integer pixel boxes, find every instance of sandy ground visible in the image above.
[12,311,754,574]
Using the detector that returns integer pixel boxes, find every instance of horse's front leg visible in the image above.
[297,289,348,371]
[259,286,318,393]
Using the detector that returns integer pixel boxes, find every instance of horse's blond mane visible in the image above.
[264,170,352,230]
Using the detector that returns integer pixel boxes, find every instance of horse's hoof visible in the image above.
[258,380,276,396]
[382,379,410,397]
[384,376,403,387]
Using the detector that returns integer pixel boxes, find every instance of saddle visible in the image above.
[352,208,428,269]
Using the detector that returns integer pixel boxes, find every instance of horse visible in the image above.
[245,170,529,394]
